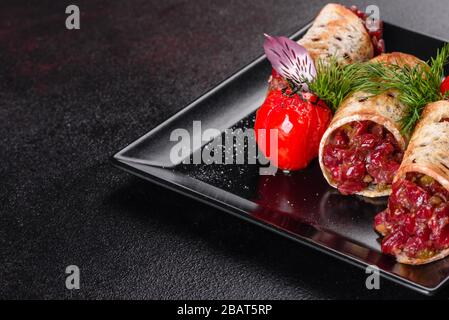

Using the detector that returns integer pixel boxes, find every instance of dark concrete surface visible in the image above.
[1,0,449,299]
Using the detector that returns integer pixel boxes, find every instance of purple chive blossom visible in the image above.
[263,34,316,91]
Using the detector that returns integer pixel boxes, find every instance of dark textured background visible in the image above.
[2,0,449,299]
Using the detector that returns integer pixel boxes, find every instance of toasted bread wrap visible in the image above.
[298,3,374,65]
[318,53,425,197]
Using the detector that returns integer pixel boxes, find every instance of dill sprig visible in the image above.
[287,44,449,133]
[304,57,364,112]
[356,43,449,134]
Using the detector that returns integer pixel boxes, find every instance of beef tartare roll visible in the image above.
[375,101,449,265]
[298,3,377,65]
[318,53,425,197]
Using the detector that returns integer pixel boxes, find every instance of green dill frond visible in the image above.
[304,57,364,112]
[293,44,449,134]
[430,43,449,86]
[355,43,449,135]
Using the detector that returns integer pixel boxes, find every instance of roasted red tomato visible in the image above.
[441,76,449,96]
[255,89,332,171]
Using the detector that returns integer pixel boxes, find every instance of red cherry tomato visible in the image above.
[441,76,449,96]
[255,89,332,171]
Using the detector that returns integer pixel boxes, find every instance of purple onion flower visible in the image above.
[263,34,316,91]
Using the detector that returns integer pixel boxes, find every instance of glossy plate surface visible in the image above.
[113,22,449,295]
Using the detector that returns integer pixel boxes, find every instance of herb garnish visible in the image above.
[263,34,449,133]
[304,58,365,112]
[355,43,449,134]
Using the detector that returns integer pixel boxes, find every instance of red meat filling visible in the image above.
[322,121,403,195]
[375,173,449,260]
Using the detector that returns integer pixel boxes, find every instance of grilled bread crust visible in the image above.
[298,3,374,65]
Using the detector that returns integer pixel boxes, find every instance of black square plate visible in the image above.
[113,22,449,295]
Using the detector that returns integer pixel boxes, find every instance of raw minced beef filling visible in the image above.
[322,121,403,195]
[375,173,449,259]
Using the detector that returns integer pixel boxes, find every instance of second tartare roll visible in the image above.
[375,101,449,265]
